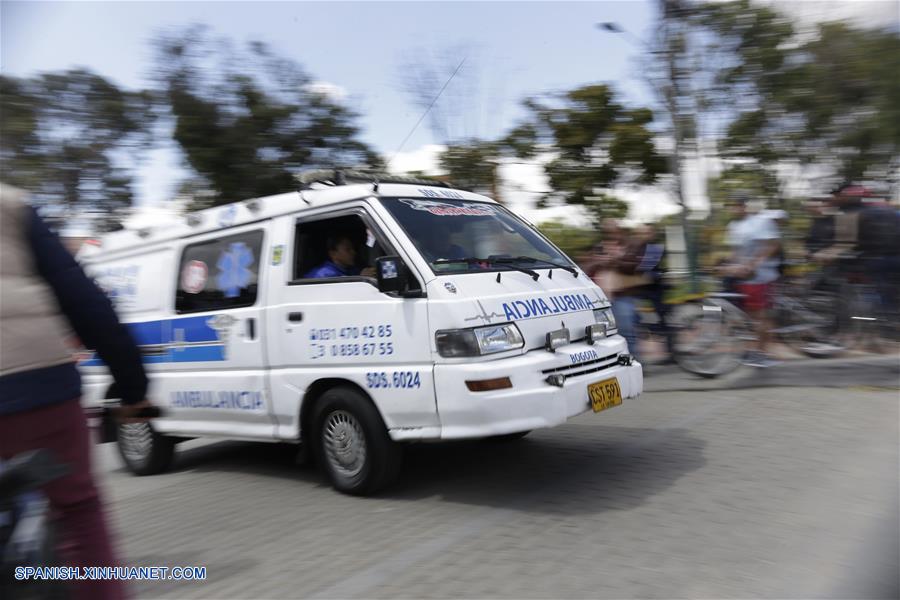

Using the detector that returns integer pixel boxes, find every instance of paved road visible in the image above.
[96,386,899,599]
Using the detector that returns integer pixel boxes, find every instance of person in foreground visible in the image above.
[0,183,155,600]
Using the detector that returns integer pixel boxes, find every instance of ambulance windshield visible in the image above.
[380,197,573,274]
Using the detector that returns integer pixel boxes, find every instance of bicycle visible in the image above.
[811,255,900,355]
[666,273,845,378]
[0,450,68,600]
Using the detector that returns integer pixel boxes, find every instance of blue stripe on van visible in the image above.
[127,320,166,345]
[170,345,226,362]
[171,315,222,343]
[79,315,227,367]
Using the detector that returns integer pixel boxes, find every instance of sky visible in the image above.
[2,1,655,150]
[2,0,898,229]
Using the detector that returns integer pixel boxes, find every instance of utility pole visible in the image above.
[598,0,699,292]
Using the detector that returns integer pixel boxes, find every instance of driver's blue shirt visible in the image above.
[304,260,359,279]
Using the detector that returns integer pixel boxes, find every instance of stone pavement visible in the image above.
[96,386,899,599]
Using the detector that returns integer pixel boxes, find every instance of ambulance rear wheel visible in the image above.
[117,422,175,476]
[313,386,401,495]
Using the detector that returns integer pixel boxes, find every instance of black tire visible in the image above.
[313,386,402,496]
[117,421,175,476]
[488,430,532,442]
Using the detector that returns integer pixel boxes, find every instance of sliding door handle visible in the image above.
[288,312,304,323]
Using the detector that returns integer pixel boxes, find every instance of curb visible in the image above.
[643,355,900,393]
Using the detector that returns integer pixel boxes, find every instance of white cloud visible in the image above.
[384,144,445,175]
[123,199,189,231]
[753,0,899,29]
[305,81,349,103]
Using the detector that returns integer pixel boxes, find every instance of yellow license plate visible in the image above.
[588,378,622,413]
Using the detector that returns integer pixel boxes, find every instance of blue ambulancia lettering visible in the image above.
[502,293,595,321]
[171,391,264,410]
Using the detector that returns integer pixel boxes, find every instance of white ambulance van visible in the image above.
[79,172,643,495]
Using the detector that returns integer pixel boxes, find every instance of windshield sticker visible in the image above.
[400,198,495,217]
[181,260,208,294]
[271,244,284,266]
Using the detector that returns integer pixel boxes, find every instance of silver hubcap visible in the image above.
[322,410,367,478]
[120,422,153,465]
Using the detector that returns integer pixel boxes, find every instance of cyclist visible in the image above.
[1,183,155,600]
[722,192,781,368]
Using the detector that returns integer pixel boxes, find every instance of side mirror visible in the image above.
[376,255,408,294]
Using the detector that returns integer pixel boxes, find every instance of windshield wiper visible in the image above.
[506,256,578,277]
[433,256,540,280]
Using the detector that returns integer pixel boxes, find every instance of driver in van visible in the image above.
[305,233,376,279]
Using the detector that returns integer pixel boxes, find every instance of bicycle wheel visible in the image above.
[774,290,846,358]
[671,300,748,378]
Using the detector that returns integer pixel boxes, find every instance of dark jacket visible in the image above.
[0,200,147,415]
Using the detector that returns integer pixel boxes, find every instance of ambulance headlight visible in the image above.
[436,324,524,358]
[593,307,618,336]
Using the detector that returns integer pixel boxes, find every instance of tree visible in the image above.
[438,140,501,197]
[0,69,156,230]
[513,84,667,209]
[154,27,380,206]
[687,1,899,187]
[776,22,899,184]
[535,219,597,260]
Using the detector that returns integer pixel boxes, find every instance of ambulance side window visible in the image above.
[176,230,264,313]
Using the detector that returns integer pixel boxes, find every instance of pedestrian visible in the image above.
[583,220,652,363]
[0,183,157,600]
[634,224,675,362]
[804,197,835,260]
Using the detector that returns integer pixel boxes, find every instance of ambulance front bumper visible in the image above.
[427,337,643,440]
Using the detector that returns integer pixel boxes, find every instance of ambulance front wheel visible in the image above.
[117,422,175,476]
[313,386,402,495]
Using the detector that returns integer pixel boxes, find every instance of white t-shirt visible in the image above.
[727,213,780,284]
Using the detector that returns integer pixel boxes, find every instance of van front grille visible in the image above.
[541,352,619,379]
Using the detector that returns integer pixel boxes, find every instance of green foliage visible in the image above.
[690,1,899,184]
[584,192,629,226]
[154,28,379,206]
[438,140,500,196]
[0,69,155,229]
[516,84,668,208]
[535,219,597,259]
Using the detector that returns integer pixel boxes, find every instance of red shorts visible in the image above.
[736,282,773,312]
